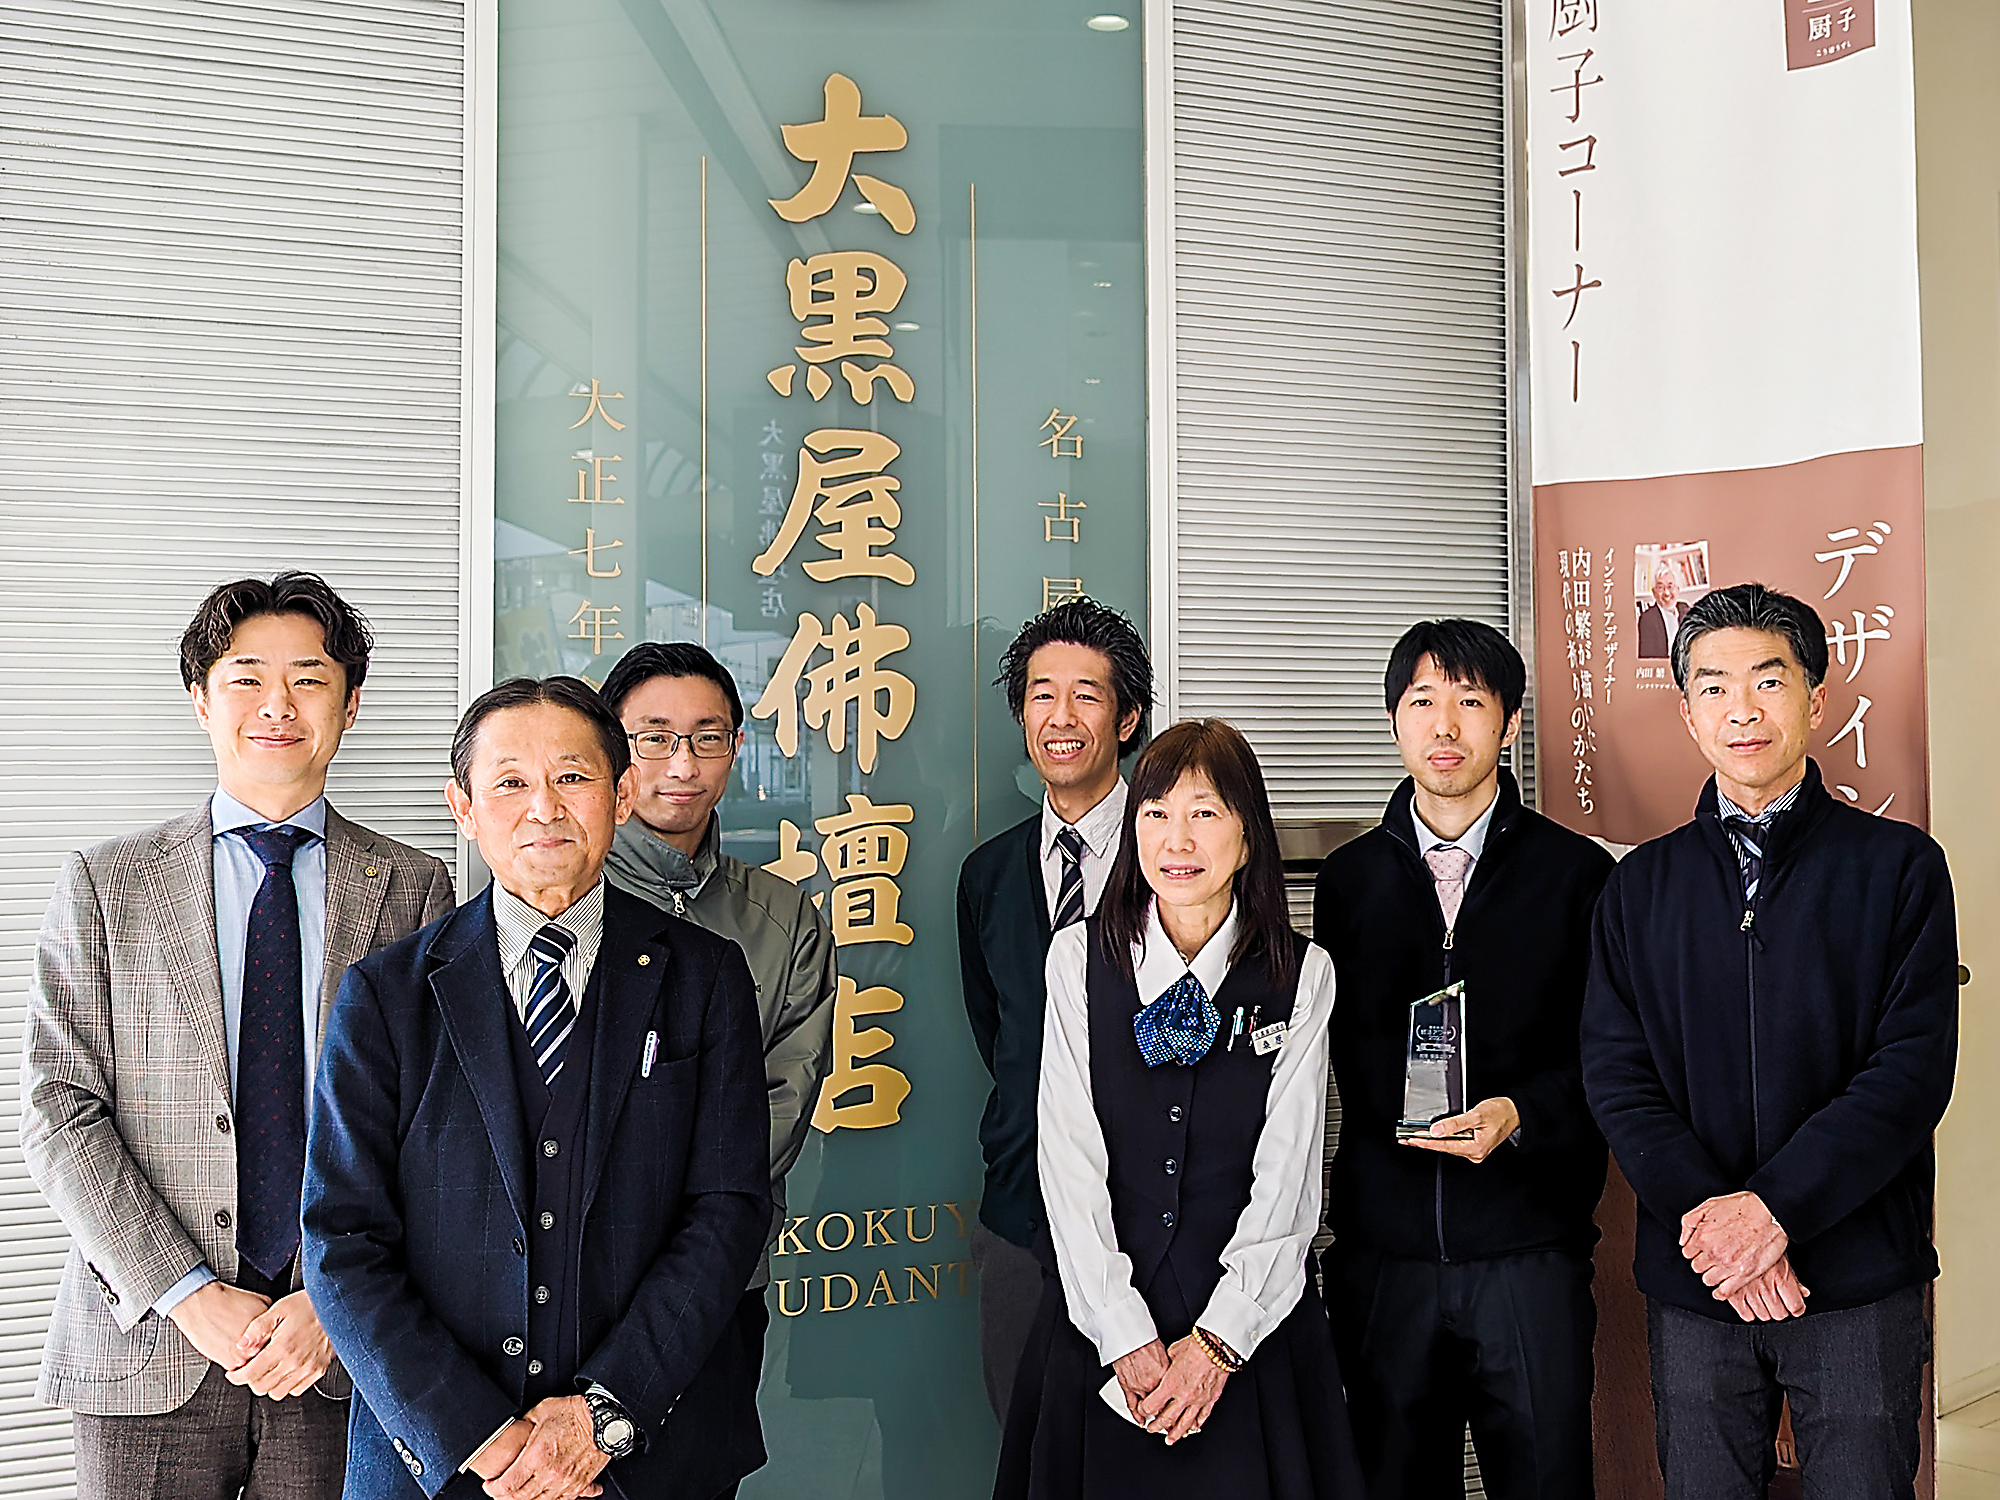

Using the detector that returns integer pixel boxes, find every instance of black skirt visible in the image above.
[994,1270,1365,1500]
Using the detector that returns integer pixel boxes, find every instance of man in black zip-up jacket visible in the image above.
[1316,621,1613,1500]
[1583,583,1957,1500]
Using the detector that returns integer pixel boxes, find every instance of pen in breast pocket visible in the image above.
[642,1031,658,1078]
[1227,1006,1245,1051]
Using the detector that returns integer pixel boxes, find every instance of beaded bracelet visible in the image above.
[1191,1326,1243,1374]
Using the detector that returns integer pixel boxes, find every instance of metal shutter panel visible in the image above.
[1166,0,1520,821]
[0,3,467,1490]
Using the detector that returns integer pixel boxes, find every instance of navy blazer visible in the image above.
[303,884,770,1498]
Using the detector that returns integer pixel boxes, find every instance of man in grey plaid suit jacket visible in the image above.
[20,573,455,1500]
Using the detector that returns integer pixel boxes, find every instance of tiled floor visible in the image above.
[1938,1392,2000,1500]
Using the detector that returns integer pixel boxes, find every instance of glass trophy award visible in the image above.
[1397,981,1474,1140]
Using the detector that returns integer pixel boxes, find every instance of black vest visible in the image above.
[1084,918,1309,1339]
[506,958,602,1406]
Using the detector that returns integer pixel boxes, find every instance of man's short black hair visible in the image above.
[451,676,632,792]
[1383,619,1526,722]
[994,598,1154,757]
[179,571,372,693]
[599,641,744,729]
[1672,583,1829,691]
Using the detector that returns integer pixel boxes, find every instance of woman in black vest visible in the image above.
[995,718,1363,1500]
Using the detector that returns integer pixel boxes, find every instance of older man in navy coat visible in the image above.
[303,677,768,1500]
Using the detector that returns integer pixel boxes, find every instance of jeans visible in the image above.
[1647,1284,1927,1500]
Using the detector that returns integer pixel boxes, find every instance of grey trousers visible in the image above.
[1648,1284,1927,1500]
[72,1361,348,1500]
[971,1222,1045,1423]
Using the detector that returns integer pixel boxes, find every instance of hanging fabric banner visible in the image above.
[1526,0,1926,844]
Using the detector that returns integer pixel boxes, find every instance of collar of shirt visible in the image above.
[211,786,328,842]
[1133,897,1239,1009]
[1041,778,1129,865]
[1715,777,1806,830]
[492,878,606,1020]
[1410,788,1497,870]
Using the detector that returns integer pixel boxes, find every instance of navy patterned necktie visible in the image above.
[1724,816,1766,904]
[525,923,579,1088]
[1052,827,1088,931]
[1134,971,1221,1068]
[235,823,316,1281]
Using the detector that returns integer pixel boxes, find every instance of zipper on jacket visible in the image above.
[1436,927,1453,1261]
[1744,907,1760,1150]
[670,889,687,916]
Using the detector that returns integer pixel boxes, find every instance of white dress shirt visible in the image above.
[491,878,605,1021]
[1039,779,1128,923]
[1037,900,1336,1367]
[1410,789,1499,880]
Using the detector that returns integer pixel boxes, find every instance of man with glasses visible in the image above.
[599,641,838,1498]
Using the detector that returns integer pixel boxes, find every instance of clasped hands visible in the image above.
[167,1281,332,1398]
[469,1396,609,1500]
[1111,1334,1230,1446]
[1681,1190,1810,1323]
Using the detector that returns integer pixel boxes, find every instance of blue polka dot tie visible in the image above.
[1133,971,1221,1068]
[235,824,315,1281]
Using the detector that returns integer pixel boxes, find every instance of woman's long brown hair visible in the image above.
[1094,718,1298,994]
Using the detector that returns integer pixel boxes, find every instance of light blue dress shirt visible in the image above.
[153,788,329,1318]
[1410,788,1499,875]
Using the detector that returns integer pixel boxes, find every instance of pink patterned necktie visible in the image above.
[1424,845,1474,931]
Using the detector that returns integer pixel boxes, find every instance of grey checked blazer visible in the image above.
[19,800,455,1416]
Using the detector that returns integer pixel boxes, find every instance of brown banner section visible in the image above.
[1533,445,1926,846]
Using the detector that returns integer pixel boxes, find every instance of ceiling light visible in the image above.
[1086,15,1130,31]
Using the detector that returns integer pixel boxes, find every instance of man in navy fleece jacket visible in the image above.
[1583,582,1957,1500]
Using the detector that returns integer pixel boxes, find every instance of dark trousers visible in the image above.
[971,1222,1044,1423]
[1648,1285,1926,1500]
[72,1360,347,1500]
[1327,1246,1597,1500]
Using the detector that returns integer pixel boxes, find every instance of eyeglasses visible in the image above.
[627,728,736,760]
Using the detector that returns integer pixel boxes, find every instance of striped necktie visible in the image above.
[1723,816,1766,905]
[1052,826,1088,931]
[524,923,579,1088]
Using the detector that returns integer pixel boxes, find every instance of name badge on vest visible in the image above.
[1251,1020,1288,1056]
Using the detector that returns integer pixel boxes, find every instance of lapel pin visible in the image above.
[364,866,378,878]
[637,953,652,966]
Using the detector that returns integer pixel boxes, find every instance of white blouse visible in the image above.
[1037,901,1336,1367]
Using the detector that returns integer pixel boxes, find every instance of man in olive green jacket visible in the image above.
[600,643,837,1497]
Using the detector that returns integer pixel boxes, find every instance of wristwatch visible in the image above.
[583,1389,638,1460]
